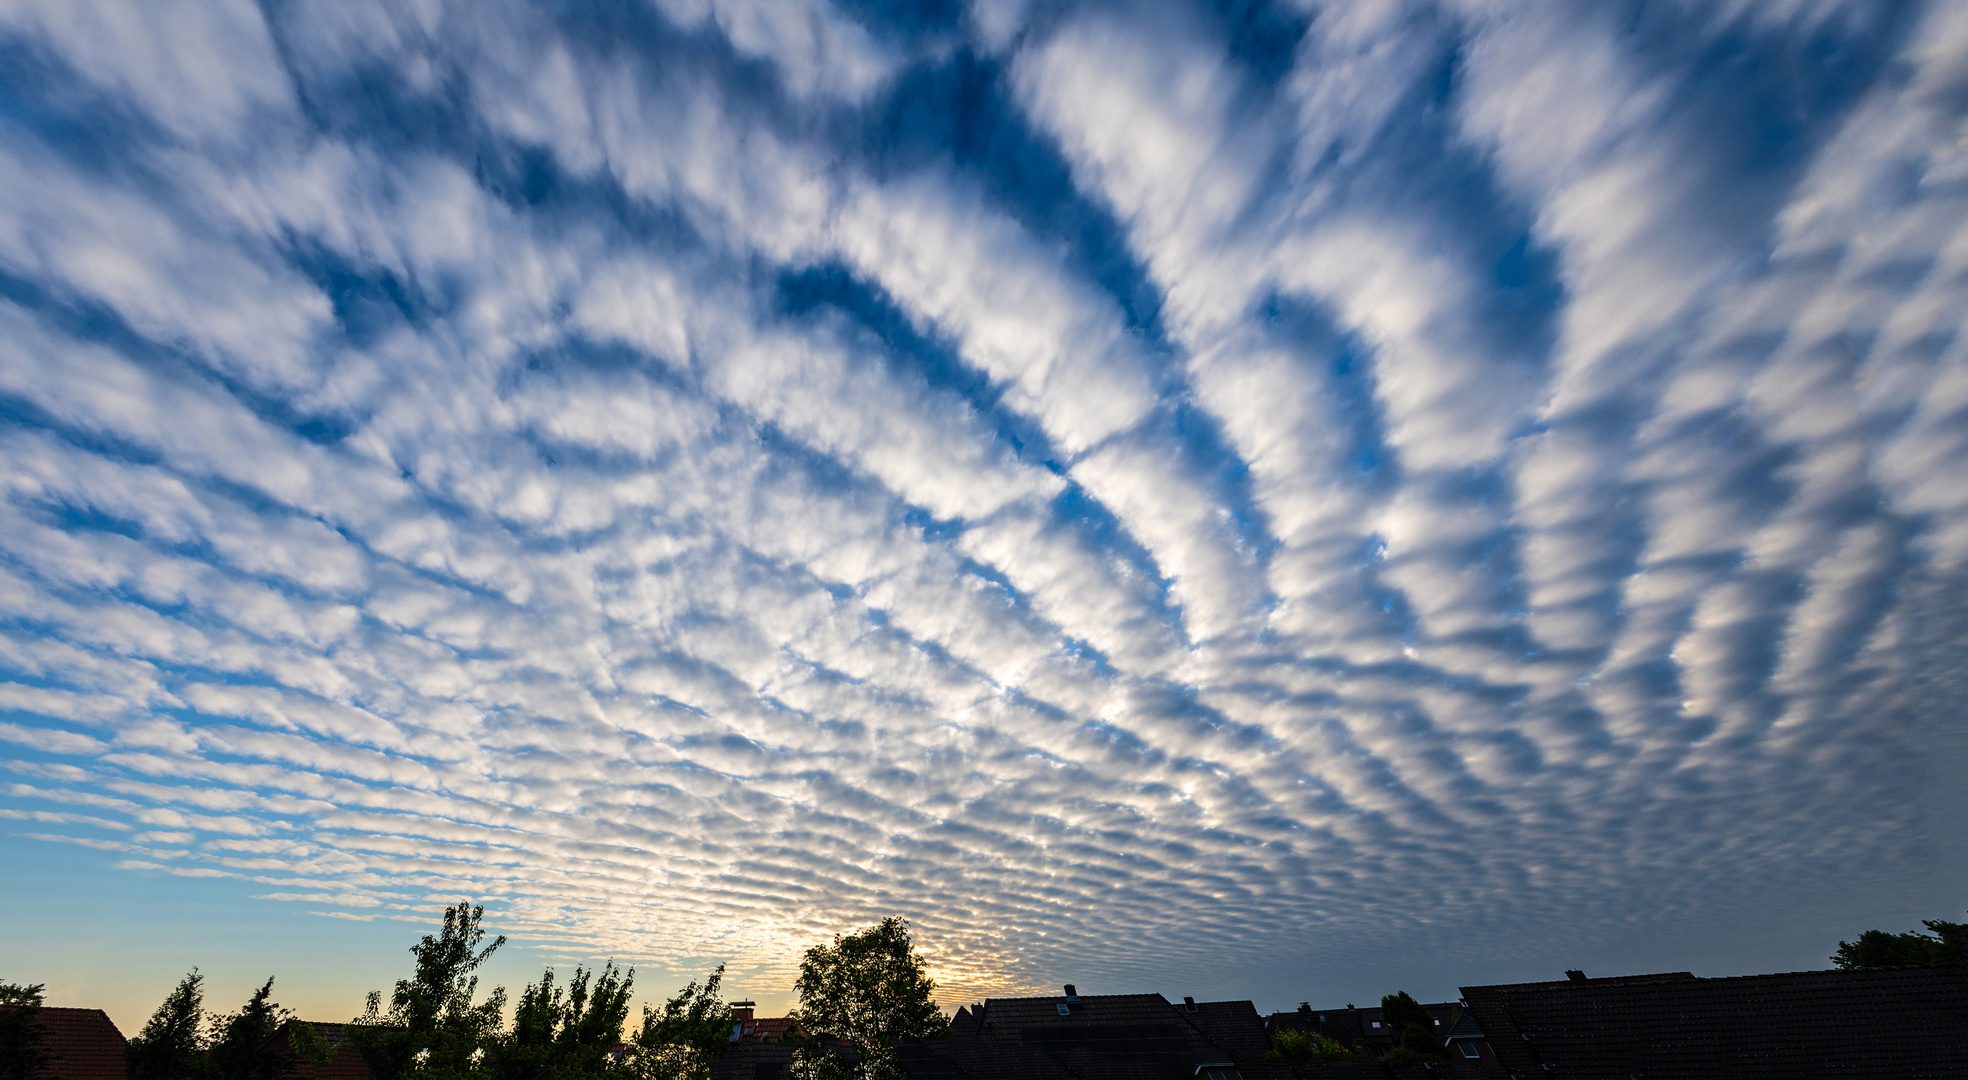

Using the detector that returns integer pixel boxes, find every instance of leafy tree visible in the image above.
[626,965,736,1080]
[1265,1028,1350,1069]
[494,962,634,1080]
[350,901,509,1080]
[1832,914,1963,969]
[791,918,948,1080]
[129,970,208,1080]
[1,980,50,1080]
[205,978,331,1080]
[1377,992,1446,1068]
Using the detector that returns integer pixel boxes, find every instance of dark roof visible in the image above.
[712,1037,861,1080]
[1182,1001,1270,1064]
[1265,1007,1367,1049]
[1460,964,1968,1078]
[260,1020,371,1080]
[1441,1011,1485,1043]
[903,993,1286,1080]
[3,1006,129,1080]
[1267,1002,1466,1052]
[711,1039,797,1080]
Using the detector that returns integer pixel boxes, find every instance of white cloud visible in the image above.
[1,0,1963,1010]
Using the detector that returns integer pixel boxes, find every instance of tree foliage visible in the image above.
[204,978,331,1080]
[123,970,329,1080]
[791,918,947,1080]
[129,970,208,1080]
[350,901,509,1080]
[1377,992,1446,1067]
[1265,1028,1350,1068]
[1832,914,1963,969]
[1,980,50,1080]
[625,964,737,1080]
[494,962,635,1080]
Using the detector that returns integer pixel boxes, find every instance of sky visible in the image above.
[2,0,1967,1037]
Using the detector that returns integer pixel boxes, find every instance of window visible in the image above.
[1206,1070,1226,1080]
[1056,1004,1070,1016]
[1460,1043,1480,1059]
[1370,1021,1381,1029]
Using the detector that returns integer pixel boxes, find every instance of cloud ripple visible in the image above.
[2,0,1966,1003]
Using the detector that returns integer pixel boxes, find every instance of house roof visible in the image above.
[735,1016,795,1042]
[3,1006,128,1080]
[259,1020,373,1080]
[711,1039,797,1080]
[1267,1001,1466,1050]
[711,1036,859,1080]
[1459,964,1968,1078]
[1181,1001,1270,1064]
[904,992,1287,1080]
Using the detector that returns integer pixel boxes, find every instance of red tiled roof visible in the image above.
[736,1017,795,1042]
[3,1006,128,1080]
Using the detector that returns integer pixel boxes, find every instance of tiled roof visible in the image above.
[1264,1007,1367,1049]
[736,1017,795,1042]
[3,1006,129,1080]
[711,1037,859,1080]
[1268,1002,1468,1053]
[1460,964,1968,1078]
[1182,1001,1270,1064]
[259,1020,373,1080]
[903,993,1287,1080]
[711,1039,797,1080]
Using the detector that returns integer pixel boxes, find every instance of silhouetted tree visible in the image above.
[129,970,207,1080]
[205,978,331,1080]
[626,965,736,1080]
[1832,913,1964,969]
[790,919,947,1080]
[494,962,634,1080]
[1378,991,1446,1067]
[349,901,509,1080]
[1,980,50,1080]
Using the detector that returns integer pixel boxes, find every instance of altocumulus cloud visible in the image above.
[2,0,1967,1005]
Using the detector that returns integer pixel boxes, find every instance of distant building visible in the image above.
[1,1006,128,1080]
[900,984,1283,1080]
[1458,965,1968,1078]
[1266,999,1496,1074]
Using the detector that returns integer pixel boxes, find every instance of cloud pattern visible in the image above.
[3,0,1968,1003]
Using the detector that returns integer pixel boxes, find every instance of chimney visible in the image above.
[1564,970,1586,983]
[1063,984,1078,1000]
[1297,1003,1312,1015]
[732,1000,757,1021]
[1183,996,1197,1012]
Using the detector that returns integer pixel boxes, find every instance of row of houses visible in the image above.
[10,961,1967,1080]
[850,964,1968,1080]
